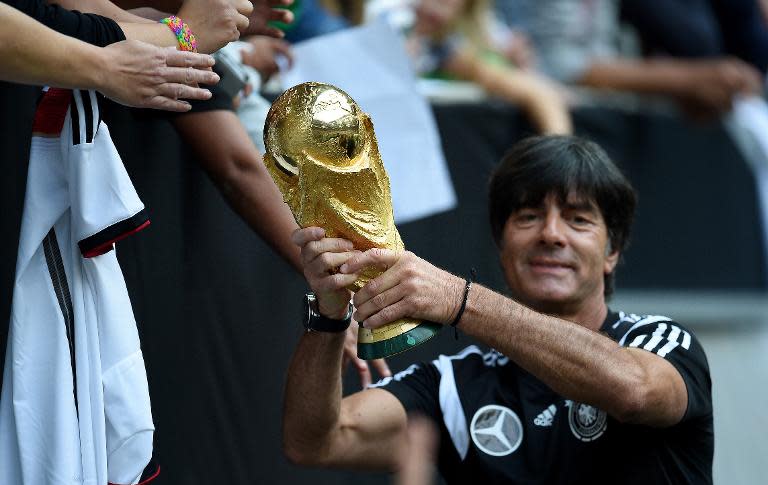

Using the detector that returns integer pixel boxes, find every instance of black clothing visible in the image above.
[377,310,713,484]
[3,0,125,46]
[185,83,235,114]
[621,0,768,75]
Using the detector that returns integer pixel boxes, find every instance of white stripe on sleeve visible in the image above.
[681,330,691,350]
[628,335,646,348]
[618,315,672,346]
[656,325,682,358]
[642,323,669,352]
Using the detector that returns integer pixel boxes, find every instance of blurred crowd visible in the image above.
[4,0,768,229]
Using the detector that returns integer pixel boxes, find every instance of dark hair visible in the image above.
[488,135,637,296]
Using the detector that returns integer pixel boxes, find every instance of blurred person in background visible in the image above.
[283,135,712,484]
[604,0,768,277]
[621,0,768,82]
[283,0,351,42]
[368,0,572,134]
[493,0,763,119]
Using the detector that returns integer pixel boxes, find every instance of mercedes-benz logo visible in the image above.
[470,405,523,457]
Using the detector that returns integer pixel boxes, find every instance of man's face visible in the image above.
[499,193,619,314]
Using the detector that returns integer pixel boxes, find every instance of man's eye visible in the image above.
[571,216,591,225]
[516,213,538,222]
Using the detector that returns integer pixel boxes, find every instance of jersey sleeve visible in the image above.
[369,362,441,420]
[6,0,126,46]
[620,319,712,421]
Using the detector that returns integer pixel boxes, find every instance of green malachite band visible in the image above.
[357,321,443,360]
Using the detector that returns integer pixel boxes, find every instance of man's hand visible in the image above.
[241,36,293,81]
[291,227,357,319]
[242,0,294,37]
[681,58,763,118]
[99,41,218,111]
[342,325,391,388]
[500,30,535,70]
[340,249,465,329]
[292,227,391,382]
[177,0,253,53]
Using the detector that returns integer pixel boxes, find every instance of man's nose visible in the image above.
[539,212,567,247]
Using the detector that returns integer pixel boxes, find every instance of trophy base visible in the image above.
[357,319,442,360]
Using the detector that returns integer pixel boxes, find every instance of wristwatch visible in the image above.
[303,292,353,333]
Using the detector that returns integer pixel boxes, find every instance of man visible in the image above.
[283,135,713,484]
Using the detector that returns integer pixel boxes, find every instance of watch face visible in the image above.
[303,293,315,330]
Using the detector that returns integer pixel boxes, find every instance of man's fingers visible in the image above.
[354,283,405,323]
[350,253,404,308]
[305,250,355,277]
[302,238,355,264]
[315,272,359,292]
[145,96,193,112]
[268,7,293,24]
[236,0,254,16]
[235,13,251,32]
[362,300,409,329]
[340,248,400,274]
[257,25,286,38]
[161,66,220,86]
[157,83,212,101]
[354,357,372,388]
[164,49,216,69]
[291,227,325,246]
[371,358,391,377]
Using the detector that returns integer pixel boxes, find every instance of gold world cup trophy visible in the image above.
[263,82,441,359]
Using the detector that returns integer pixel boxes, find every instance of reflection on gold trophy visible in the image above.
[263,82,441,359]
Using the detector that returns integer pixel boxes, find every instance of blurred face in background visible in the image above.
[499,192,619,316]
[414,0,466,36]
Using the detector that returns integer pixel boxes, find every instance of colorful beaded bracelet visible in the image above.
[159,16,198,52]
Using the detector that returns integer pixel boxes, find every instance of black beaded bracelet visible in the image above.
[450,268,476,338]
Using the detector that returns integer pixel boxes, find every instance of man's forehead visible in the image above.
[528,191,599,210]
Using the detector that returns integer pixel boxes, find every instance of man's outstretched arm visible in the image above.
[172,110,303,272]
[283,228,403,469]
[578,58,763,117]
[44,0,253,53]
[0,4,217,112]
[343,249,689,428]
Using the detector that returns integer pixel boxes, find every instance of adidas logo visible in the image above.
[534,404,557,427]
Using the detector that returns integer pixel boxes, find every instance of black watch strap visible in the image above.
[303,293,353,333]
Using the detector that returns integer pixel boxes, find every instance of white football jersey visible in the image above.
[0,89,154,485]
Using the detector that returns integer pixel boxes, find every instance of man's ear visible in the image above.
[604,241,620,275]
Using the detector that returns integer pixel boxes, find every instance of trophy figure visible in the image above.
[263,82,441,359]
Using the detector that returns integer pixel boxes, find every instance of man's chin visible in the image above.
[513,285,578,313]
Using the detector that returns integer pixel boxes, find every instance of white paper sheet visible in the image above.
[281,21,456,224]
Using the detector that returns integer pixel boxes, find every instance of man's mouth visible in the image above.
[528,258,574,273]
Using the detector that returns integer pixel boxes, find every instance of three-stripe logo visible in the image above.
[626,322,691,357]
